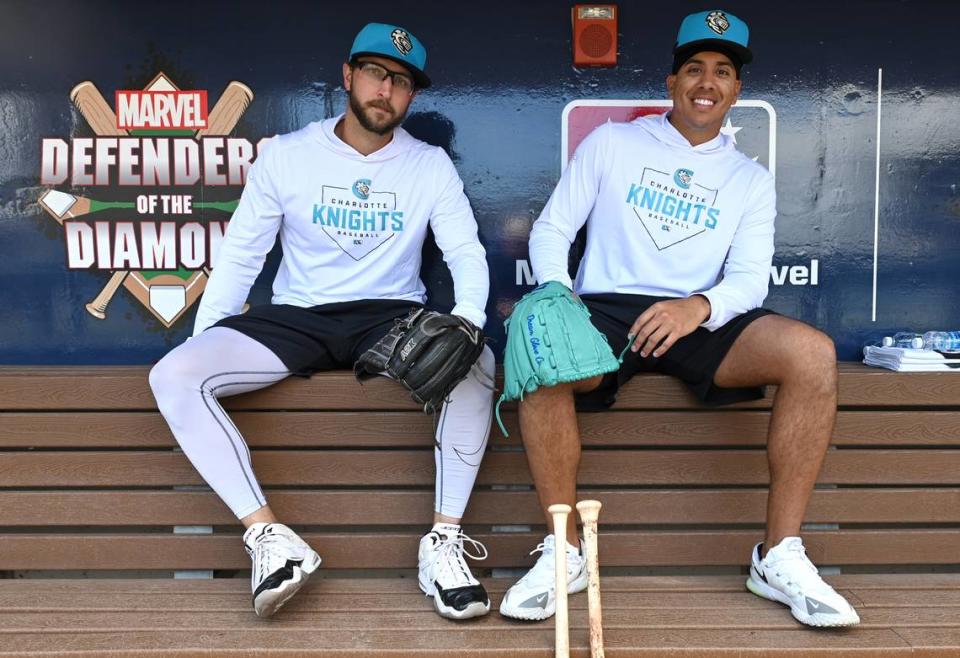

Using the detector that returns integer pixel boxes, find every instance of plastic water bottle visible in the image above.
[921,331,960,352]
[881,332,923,349]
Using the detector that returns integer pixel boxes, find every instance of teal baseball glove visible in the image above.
[496,281,624,436]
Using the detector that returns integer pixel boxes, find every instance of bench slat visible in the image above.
[0,574,957,593]
[4,364,959,410]
[0,628,920,656]
[2,530,958,570]
[1,488,959,526]
[886,628,960,654]
[2,449,958,486]
[0,411,431,448]
[4,605,960,630]
[5,410,960,447]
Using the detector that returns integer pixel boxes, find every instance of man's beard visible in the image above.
[349,90,407,136]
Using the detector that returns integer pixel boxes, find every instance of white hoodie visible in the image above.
[530,112,776,331]
[193,115,489,335]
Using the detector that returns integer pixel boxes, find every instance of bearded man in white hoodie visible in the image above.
[149,22,495,621]
[499,10,861,628]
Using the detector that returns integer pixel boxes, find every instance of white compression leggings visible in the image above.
[149,327,496,520]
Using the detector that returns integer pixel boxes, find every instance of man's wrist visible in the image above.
[690,294,712,323]
[450,305,485,330]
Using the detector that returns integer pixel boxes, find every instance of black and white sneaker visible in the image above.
[243,522,322,618]
[418,523,491,620]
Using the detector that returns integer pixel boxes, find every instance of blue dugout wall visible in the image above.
[1,0,957,364]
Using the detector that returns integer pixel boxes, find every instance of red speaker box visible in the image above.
[572,4,618,67]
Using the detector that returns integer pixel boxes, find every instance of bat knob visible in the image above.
[85,303,106,320]
[69,81,94,102]
[577,500,603,514]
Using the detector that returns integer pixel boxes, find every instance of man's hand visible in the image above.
[628,295,711,358]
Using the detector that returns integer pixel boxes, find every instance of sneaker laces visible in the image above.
[766,540,828,592]
[517,536,563,586]
[428,531,488,588]
[250,530,304,576]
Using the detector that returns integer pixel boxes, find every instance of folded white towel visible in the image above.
[863,346,960,371]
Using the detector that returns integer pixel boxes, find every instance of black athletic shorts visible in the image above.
[213,299,423,376]
[575,293,776,409]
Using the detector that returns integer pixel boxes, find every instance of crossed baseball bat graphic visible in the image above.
[45,79,252,319]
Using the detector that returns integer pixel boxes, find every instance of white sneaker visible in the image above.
[499,534,587,621]
[243,522,322,618]
[418,523,491,620]
[746,536,860,627]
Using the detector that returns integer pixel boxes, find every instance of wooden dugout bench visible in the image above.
[0,364,959,656]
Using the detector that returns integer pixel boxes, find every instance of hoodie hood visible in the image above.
[632,112,734,156]
[310,114,417,162]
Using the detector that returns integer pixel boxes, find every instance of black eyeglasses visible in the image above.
[353,61,415,94]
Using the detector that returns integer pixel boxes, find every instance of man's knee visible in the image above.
[572,374,605,393]
[445,346,497,414]
[782,324,837,388]
[521,374,603,403]
[476,344,495,380]
[149,346,203,404]
[148,354,176,399]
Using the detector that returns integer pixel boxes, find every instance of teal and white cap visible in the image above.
[673,10,752,71]
[350,22,431,89]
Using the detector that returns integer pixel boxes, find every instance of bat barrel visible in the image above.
[577,500,605,658]
[548,503,572,658]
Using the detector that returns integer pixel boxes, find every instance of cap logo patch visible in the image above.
[705,11,730,35]
[390,29,414,56]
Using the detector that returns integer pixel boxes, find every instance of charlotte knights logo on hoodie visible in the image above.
[626,166,721,250]
[312,180,405,261]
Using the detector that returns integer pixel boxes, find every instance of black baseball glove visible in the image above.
[354,308,485,413]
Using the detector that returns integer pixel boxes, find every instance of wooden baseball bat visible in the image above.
[86,270,128,319]
[548,503,572,658]
[577,500,605,658]
[69,81,127,136]
[196,81,253,138]
[69,82,130,319]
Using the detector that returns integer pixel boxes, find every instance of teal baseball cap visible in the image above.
[673,10,752,73]
[349,23,431,89]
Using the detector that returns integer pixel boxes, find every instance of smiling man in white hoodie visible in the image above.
[499,10,861,628]
[149,22,495,621]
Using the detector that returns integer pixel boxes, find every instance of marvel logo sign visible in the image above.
[115,90,208,130]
